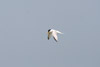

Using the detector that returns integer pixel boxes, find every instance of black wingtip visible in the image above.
[53,37,58,42]
[48,38,49,40]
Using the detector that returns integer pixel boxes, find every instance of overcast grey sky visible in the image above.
[0,0,100,67]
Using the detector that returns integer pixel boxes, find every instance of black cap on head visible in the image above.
[48,29,51,32]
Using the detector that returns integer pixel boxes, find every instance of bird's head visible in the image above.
[48,29,51,32]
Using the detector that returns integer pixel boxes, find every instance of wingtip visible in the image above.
[55,40,58,42]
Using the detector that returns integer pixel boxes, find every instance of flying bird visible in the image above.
[47,29,63,42]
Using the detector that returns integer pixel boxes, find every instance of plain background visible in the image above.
[0,0,100,67]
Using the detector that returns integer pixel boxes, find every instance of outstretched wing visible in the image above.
[52,31,58,42]
[56,31,63,34]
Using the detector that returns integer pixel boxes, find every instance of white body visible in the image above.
[48,29,63,42]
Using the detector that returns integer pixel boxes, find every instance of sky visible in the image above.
[0,0,100,67]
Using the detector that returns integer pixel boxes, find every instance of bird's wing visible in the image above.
[56,30,63,34]
[52,31,58,42]
[48,32,52,40]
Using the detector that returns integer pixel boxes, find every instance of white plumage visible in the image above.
[48,29,63,42]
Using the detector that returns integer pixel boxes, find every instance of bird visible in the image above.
[47,29,63,42]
